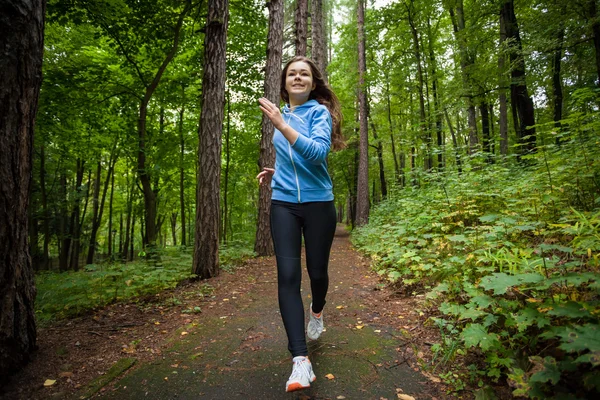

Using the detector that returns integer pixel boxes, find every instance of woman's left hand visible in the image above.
[258,97,284,131]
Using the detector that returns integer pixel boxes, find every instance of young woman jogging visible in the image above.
[257,56,344,393]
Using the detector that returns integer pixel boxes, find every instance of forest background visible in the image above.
[1,0,599,398]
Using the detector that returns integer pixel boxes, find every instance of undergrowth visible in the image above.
[35,241,254,324]
[352,102,600,398]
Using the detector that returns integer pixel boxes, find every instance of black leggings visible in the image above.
[270,200,337,357]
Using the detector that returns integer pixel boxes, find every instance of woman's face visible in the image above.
[285,61,315,105]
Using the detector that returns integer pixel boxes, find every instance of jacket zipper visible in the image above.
[285,113,301,202]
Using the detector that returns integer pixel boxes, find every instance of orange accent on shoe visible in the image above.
[286,382,309,392]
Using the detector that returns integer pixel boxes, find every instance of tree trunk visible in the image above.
[502,0,536,155]
[223,90,231,243]
[480,101,492,162]
[122,176,133,261]
[369,119,387,199]
[427,18,444,171]
[255,0,283,256]
[39,143,50,269]
[588,0,600,84]
[178,87,187,247]
[448,0,478,154]
[552,20,565,142]
[137,4,190,250]
[58,174,70,271]
[107,166,115,258]
[68,159,84,270]
[311,0,326,75]
[193,0,229,279]
[295,0,308,56]
[356,0,370,226]
[444,109,463,174]
[0,0,44,378]
[385,80,401,184]
[171,212,177,246]
[87,152,117,264]
[498,9,509,156]
[407,1,431,170]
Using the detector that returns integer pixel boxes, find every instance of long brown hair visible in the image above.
[280,56,345,151]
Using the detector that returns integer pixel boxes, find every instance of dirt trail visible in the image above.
[2,226,448,400]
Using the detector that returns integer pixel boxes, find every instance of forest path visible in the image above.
[2,226,448,400]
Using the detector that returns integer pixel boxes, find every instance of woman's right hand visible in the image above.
[256,167,275,186]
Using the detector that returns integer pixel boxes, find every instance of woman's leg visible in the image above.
[302,201,337,314]
[270,201,307,357]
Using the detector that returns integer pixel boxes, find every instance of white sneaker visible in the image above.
[307,303,324,340]
[285,356,316,392]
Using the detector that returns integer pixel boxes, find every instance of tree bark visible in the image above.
[427,18,444,171]
[448,0,478,154]
[588,0,600,84]
[39,143,50,269]
[480,101,492,162]
[444,109,463,174]
[137,4,190,250]
[0,0,45,378]
[107,166,116,258]
[223,90,231,243]
[498,9,509,156]
[295,0,308,56]
[255,0,283,256]
[356,0,370,226]
[193,0,229,279]
[311,0,326,75]
[407,1,431,170]
[179,86,187,247]
[552,20,565,140]
[502,0,536,154]
[385,80,401,184]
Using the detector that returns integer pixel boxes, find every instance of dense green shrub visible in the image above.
[353,112,600,398]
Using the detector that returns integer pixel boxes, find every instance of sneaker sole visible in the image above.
[286,376,316,392]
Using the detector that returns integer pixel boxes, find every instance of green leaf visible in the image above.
[448,234,467,242]
[479,273,544,295]
[557,324,600,353]
[479,214,500,223]
[529,356,561,385]
[462,323,500,351]
[547,301,592,319]
[575,351,600,367]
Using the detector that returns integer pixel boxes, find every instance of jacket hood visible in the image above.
[282,99,320,114]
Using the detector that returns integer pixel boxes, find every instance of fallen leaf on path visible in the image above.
[44,379,56,387]
[356,325,364,329]
[374,330,381,333]
[337,396,346,399]
[325,373,335,380]
[181,332,188,336]
[397,394,416,400]
[336,305,345,309]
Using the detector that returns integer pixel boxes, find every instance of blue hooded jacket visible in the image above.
[271,99,334,203]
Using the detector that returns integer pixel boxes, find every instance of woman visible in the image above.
[257,56,343,392]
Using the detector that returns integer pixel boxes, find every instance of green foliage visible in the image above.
[353,118,600,398]
[35,243,254,323]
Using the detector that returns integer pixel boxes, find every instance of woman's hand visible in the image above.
[256,167,275,186]
[258,97,284,131]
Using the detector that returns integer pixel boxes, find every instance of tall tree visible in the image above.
[447,0,479,155]
[311,0,326,75]
[501,0,536,154]
[255,0,284,256]
[498,8,509,156]
[193,0,229,279]
[0,0,45,377]
[356,0,370,226]
[295,0,308,56]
